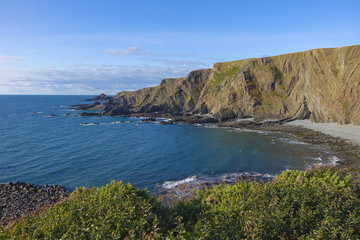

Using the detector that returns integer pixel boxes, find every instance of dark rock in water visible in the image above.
[161,115,217,125]
[46,114,58,117]
[140,117,156,122]
[104,107,130,115]
[80,112,102,117]
[84,93,111,101]
[69,103,90,109]
[103,99,131,115]
[64,113,72,117]
[0,182,70,225]
[71,102,104,111]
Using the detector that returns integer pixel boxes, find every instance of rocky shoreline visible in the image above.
[155,116,360,204]
[158,114,360,178]
[71,97,360,175]
[0,182,70,225]
[218,121,360,175]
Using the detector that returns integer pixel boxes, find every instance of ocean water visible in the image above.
[0,95,337,191]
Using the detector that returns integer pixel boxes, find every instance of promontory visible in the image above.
[84,45,360,126]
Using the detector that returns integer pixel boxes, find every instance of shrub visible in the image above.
[180,168,360,239]
[0,181,166,239]
[1,168,360,239]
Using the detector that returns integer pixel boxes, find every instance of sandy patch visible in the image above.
[286,120,360,145]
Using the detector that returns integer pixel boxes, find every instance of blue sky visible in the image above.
[0,0,359,95]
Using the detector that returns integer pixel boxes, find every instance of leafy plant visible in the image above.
[1,168,360,239]
[1,181,166,239]
[179,168,360,239]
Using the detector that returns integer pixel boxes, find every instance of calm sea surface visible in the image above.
[0,95,336,191]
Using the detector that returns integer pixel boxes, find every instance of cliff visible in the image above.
[104,45,360,125]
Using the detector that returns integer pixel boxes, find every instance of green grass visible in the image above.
[1,168,360,239]
[212,67,240,87]
[228,67,240,76]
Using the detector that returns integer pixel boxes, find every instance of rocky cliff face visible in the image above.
[105,45,360,125]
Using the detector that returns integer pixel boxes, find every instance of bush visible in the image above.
[1,168,360,239]
[0,180,166,239]
[181,168,360,239]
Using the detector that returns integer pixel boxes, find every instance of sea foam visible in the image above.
[163,172,275,189]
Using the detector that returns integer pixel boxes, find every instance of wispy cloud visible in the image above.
[0,63,204,95]
[0,55,26,63]
[105,46,152,56]
[153,58,210,68]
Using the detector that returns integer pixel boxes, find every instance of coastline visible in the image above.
[76,107,360,175]
[2,110,360,225]
[217,119,360,178]
[50,103,360,175]
[285,120,360,145]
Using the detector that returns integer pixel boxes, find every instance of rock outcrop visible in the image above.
[85,93,111,101]
[103,45,360,125]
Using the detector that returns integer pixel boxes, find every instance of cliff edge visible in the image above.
[104,45,360,125]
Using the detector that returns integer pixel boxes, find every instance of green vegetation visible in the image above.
[212,67,239,87]
[270,66,284,81]
[212,71,226,86]
[183,168,360,239]
[1,168,360,239]
[270,90,287,98]
[270,66,287,92]
[228,67,240,76]
[332,67,340,78]
[1,181,166,239]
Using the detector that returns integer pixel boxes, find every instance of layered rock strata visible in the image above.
[96,45,360,125]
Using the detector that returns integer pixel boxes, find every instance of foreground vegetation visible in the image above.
[1,168,360,239]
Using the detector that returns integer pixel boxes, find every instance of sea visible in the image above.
[0,95,339,191]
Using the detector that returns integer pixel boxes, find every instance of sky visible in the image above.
[0,0,359,95]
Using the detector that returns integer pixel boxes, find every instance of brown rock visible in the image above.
[103,45,360,125]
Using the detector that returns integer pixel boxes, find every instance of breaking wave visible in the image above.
[163,172,275,189]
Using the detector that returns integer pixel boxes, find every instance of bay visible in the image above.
[0,95,334,191]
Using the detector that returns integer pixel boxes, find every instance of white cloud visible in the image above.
[105,46,152,56]
[0,63,206,95]
[153,58,210,68]
[0,55,26,63]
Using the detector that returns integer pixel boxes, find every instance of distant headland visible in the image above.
[75,45,360,126]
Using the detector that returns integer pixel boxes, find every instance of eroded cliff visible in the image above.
[104,45,360,125]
